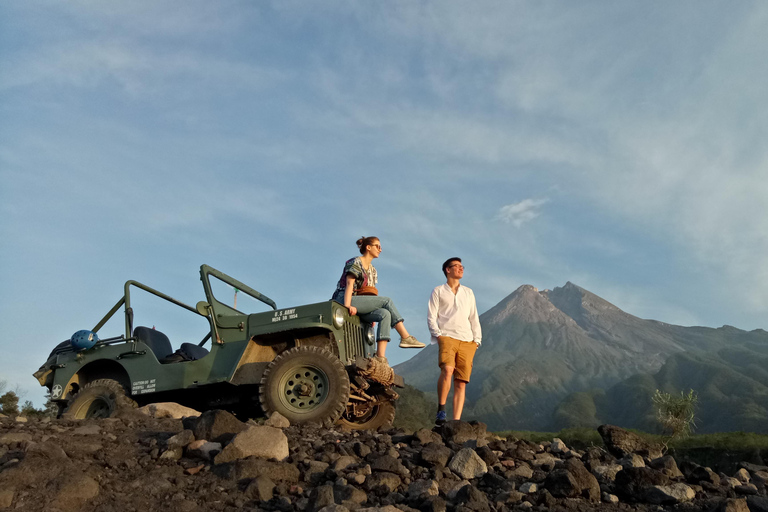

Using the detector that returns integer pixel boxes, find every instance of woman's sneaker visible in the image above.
[399,335,425,348]
[435,410,447,426]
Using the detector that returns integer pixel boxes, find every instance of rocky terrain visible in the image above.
[1,405,768,512]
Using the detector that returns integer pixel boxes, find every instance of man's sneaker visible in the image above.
[399,335,425,348]
[435,410,447,426]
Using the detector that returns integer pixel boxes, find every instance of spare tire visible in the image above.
[62,379,137,419]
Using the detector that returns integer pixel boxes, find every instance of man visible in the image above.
[427,257,482,425]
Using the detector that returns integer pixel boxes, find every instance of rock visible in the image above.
[747,496,768,512]
[159,446,183,460]
[544,458,600,502]
[244,475,275,501]
[645,483,695,504]
[186,440,222,461]
[420,442,452,467]
[214,458,300,482]
[494,490,524,504]
[265,412,291,428]
[167,429,195,449]
[723,476,742,488]
[519,482,537,493]
[455,484,491,512]
[649,455,683,479]
[191,409,248,444]
[614,467,671,501]
[475,445,499,466]
[407,479,439,499]
[138,402,201,419]
[735,483,758,495]
[448,448,487,480]
[54,474,100,512]
[752,470,768,487]
[364,471,402,493]
[414,428,443,445]
[0,489,14,509]
[334,484,367,504]
[26,440,69,461]
[602,492,619,504]
[370,454,409,477]
[690,465,721,486]
[72,424,101,435]
[592,464,623,484]
[734,468,750,483]
[310,485,336,511]
[597,424,662,459]
[214,425,289,463]
[619,453,645,468]
[509,463,534,479]
[438,420,487,446]
[332,455,358,471]
[718,498,750,512]
[550,438,567,453]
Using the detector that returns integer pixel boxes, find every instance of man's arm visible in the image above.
[427,288,442,339]
[468,289,482,345]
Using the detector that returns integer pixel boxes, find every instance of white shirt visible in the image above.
[427,283,482,346]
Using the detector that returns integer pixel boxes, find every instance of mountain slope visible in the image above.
[395,282,768,431]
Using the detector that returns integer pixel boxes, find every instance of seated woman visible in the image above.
[332,236,425,363]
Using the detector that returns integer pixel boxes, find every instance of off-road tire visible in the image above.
[259,346,350,427]
[62,379,136,420]
[337,394,396,430]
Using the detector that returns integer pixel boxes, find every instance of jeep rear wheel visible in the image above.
[62,379,136,420]
[259,346,350,427]
[338,394,395,430]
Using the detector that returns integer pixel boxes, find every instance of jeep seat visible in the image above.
[133,326,173,361]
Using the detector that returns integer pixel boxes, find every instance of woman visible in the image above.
[332,236,425,363]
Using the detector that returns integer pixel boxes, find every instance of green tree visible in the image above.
[0,391,20,415]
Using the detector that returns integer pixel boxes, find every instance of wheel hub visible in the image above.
[279,366,329,411]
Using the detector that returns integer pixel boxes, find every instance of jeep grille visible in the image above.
[342,322,367,363]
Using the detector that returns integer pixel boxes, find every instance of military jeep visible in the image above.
[34,264,403,429]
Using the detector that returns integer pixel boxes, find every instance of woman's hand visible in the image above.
[348,305,357,316]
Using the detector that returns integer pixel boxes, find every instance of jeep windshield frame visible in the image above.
[199,264,277,317]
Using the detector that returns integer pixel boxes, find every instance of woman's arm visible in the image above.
[344,275,357,315]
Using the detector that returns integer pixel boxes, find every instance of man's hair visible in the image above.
[442,257,462,277]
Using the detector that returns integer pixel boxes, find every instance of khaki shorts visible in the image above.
[438,336,478,382]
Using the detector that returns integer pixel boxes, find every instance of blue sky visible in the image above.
[3,1,768,407]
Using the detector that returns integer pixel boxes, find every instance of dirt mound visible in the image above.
[1,413,766,512]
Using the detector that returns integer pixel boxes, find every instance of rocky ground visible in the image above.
[1,405,767,512]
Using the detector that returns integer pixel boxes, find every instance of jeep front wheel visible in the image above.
[259,346,350,427]
[62,379,136,419]
[338,395,395,430]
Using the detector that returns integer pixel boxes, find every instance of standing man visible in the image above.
[427,257,482,426]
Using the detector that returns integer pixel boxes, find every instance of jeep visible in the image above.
[34,264,403,429]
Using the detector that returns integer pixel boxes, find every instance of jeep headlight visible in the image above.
[332,307,345,328]
[366,325,375,345]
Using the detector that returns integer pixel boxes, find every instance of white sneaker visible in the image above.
[399,336,425,348]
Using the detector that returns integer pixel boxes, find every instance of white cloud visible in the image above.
[496,198,549,228]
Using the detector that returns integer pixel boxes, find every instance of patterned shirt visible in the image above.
[332,257,378,302]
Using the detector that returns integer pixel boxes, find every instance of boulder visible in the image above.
[407,479,439,499]
[364,471,402,493]
[543,458,600,502]
[191,409,247,444]
[438,420,487,446]
[244,475,275,501]
[138,402,201,419]
[550,438,567,454]
[734,468,750,483]
[645,483,695,504]
[448,448,487,480]
[648,455,683,479]
[265,412,290,428]
[420,442,452,467]
[718,498,751,512]
[167,429,195,450]
[592,463,623,484]
[53,474,100,512]
[614,466,671,501]
[597,424,662,460]
[519,482,537,493]
[370,454,409,477]
[747,496,768,512]
[214,425,289,463]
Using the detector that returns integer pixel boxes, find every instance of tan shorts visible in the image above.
[438,336,478,382]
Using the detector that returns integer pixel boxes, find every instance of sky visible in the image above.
[2,1,768,407]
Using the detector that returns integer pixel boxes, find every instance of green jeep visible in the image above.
[34,264,403,429]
